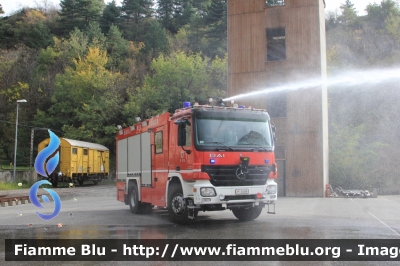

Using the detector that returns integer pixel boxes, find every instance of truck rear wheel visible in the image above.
[168,184,194,224]
[129,182,142,214]
[49,174,58,188]
[232,206,263,221]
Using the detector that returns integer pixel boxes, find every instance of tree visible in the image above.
[25,22,53,49]
[141,19,169,56]
[121,0,153,41]
[47,47,122,147]
[0,4,4,15]
[59,0,80,32]
[59,0,105,33]
[100,0,121,33]
[326,10,339,30]
[84,21,106,50]
[78,0,105,23]
[106,24,129,70]
[338,0,357,25]
[366,0,400,29]
[124,51,226,120]
[173,0,195,32]
[203,0,227,58]
[329,124,385,190]
[157,0,175,32]
[385,12,400,42]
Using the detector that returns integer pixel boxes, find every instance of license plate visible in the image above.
[235,189,249,195]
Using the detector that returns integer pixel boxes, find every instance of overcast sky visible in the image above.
[0,0,385,17]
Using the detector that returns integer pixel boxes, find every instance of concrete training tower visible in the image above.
[228,0,328,196]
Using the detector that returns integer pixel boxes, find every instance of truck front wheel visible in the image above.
[168,184,194,224]
[232,206,263,221]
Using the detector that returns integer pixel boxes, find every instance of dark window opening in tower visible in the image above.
[266,28,286,61]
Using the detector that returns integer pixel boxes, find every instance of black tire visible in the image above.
[49,174,58,188]
[232,206,263,221]
[93,180,98,185]
[128,182,142,214]
[78,178,84,186]
[168,183,194,224]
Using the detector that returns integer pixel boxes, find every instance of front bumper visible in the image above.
[191,178,277,206]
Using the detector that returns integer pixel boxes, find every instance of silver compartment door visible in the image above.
[127,135,141,177]
[117,138,127,180]
[141,132,152,186]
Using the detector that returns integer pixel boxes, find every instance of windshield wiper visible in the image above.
[237,142,272,152]
[209,142,235,151]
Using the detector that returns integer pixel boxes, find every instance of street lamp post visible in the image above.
[13,99,27,182]
[29,127,48,174]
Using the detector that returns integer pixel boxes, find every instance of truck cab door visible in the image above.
[151,126,168,206]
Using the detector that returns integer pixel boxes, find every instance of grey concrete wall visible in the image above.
[0,170,38,183]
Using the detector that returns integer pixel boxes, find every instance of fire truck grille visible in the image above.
[223,195,256,201]
[201,165,272,187]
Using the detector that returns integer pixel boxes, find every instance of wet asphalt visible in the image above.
[1,183,399,266]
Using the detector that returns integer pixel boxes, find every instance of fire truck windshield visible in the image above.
[194,116,273,151]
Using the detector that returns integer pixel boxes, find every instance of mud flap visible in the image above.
[267,202,276,214]
[187,199,196,219]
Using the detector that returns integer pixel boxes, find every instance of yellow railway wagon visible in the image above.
[38,138,109,187]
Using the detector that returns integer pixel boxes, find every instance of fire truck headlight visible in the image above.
[200,187,216,197]
[266,185,277,194]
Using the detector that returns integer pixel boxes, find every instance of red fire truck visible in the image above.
[116,101,278,224]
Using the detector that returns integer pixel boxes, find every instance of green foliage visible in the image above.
[329,124,386,190]
[126,51,226,120]
[25,22,53,49]
[203,0,227,58]
[106,24,129,70]
[366,0,400,29]
[0,82,29,102]
[385,12,400,41]
[121,0,153,41]
[59,0,105,33]
[338,0,358,25]
[54,47,113,104]
[84,21,107,50]
[59,0,81,33]
[327,0,400,67]
[157,0,175,32]
[0,181,33,190]
[100,0,122,33]
[141,19,169,56]
[0,0,227,168]
[0,9,53,49]
[0,0,398,195]
[49,47,122,148]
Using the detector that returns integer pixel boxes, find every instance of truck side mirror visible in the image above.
[177,122,186,146]
[174,119,191,154]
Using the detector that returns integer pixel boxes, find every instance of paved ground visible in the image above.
[1,184,399,265]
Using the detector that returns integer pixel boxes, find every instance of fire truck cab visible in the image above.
[116,101,278,224]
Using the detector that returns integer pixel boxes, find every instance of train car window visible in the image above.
[72,148,77,154]
[83,149,88,155]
